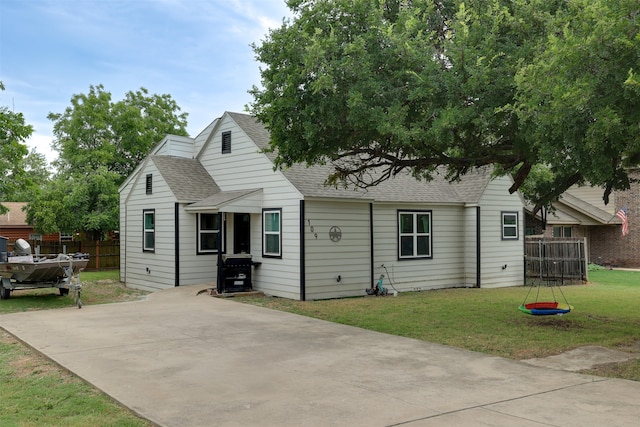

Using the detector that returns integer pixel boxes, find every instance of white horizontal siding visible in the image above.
[478,175,525,288]
[252,202,302,299]
[372,203,467,292]
[154,136,194,158]
[303,201,371,300]
[175,208,217,286]
[122,161,177,291]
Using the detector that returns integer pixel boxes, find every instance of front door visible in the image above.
[233,213,251,254]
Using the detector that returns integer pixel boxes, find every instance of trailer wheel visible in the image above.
[59,288,69,296]
[1,285,10,300]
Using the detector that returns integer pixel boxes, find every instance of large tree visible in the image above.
[10,149,51,202]
[250,0,640,210]
[0,82,33,213]
[49,84,189,179]
[26,85,188,239]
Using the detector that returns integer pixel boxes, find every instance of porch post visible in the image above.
[217,212,223,293]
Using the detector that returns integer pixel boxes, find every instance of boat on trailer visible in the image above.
[1,237,89,307]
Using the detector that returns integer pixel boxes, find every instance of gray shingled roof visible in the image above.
[151,156,220,202]
[228,112,493,204]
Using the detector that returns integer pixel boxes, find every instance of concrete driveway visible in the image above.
[1,284,639,426]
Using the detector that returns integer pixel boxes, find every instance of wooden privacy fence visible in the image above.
[6,240,120,270]
[525,237,588,285]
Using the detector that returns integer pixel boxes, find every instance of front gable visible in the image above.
[197,112,302,199]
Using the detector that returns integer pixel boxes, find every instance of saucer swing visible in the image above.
[519,276,573,316]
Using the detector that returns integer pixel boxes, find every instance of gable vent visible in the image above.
[146,174,153,194]
[221,131,231,154]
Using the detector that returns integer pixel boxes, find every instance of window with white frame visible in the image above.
[143,210,155,252]
[502,211,519,240]
[263,209,281,257]
[398,210,432,259]
[198,213,222,253]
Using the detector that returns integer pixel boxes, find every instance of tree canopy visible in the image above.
[250,0,640,210]
[26,85,188,239]
[49,84,189,179]
[0,81,33,214]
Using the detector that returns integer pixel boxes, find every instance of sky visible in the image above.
[0,0,292,164]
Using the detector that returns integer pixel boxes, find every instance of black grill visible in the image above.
[220,255,253,293]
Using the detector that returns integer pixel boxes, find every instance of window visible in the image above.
[263,209,281,257]
[221,131,231,154]
[198,213,222,253]
[146,174,152,194]
[553,226,572,238]
[398,211,432,259]
[502,212,519,240]
[143,210,155,251]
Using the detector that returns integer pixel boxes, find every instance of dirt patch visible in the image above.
[522,345,640,372]
[1,330,67,380]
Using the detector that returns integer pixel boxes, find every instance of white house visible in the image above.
[119,112,525,300]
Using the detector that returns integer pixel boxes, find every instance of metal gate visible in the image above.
[525,237,588,285]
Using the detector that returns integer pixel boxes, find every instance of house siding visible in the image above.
[175,207,218,286]
[372,203,466,291]
[303,200,371,300]
[153,135,194,158]
[121,161,177,291]
[477,175,525,288]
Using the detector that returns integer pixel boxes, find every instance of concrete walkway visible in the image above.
[1,284,639,427]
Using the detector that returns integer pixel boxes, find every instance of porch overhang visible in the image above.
[184,189,264,214]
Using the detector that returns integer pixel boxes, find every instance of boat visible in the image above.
[1,238,89,303]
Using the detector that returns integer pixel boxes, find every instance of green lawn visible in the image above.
[240,268,640,378]
[0,270,147,313]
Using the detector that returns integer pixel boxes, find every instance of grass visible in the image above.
[0,270,147,312]
[0,270,152,427]
[239,268,640,379]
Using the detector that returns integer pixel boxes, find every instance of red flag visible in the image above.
[616,206,629,236]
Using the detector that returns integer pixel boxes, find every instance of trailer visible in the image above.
[1,237,89,308]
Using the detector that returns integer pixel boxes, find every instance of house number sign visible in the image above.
[329,226,342,242]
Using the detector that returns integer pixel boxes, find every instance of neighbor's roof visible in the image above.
[150,156,220,203]
[526,192,620,226]
[0,202,28,226]
[228,112,493,204]
[558,192,618,224]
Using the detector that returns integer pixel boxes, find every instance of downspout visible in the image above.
[476,206,481,288]
[300,200,306,301]
[122,205,127,284]
[369,203,374,290]
[174,203,180,287]
[217,212,223,294]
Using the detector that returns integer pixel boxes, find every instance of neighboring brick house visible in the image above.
[525,169,640,267]
[0,202,61,242]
